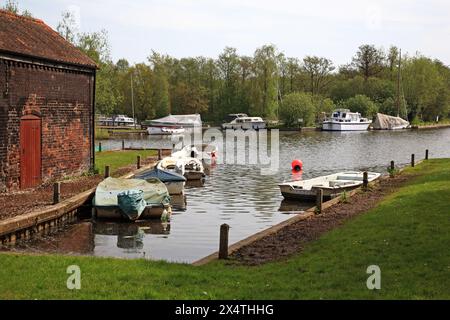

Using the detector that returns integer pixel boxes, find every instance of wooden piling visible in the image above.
[122,140,125,150]
[53,182,61,205]
[219,224,230,259]
[315,188,323,214]
[363,171,368,190]
[411,154,415,167]
[137,155,141,169]
[105,165,110,178]
[425,149,429,160]
[390,160,395,171]
[158,149,162,160]
[98,142,102,152]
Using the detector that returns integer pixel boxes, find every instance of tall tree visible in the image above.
[57,10,78,44]
[251,44,279,118]
[149,52,170,117]
[303,56,335,96]
[217,47,241,118]
[352,44,385,80]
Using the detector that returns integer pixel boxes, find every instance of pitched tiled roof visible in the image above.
[0,9,97,69]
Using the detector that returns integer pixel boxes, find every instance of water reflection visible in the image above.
[94,220,170,252]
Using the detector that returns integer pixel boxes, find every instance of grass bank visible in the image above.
[1,159,449,299]
[95,150,157,175]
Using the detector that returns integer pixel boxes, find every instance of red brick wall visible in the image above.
[0,59,94,191]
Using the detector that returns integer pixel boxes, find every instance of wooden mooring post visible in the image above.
[411,154,415,167]
[122,140,125,150]
[137,155,141,169]
[315,188,323,214]
[218,224,230,259]
[363,171,369,190]
[98,142,102,152]
[53,182,61,205]
[105,165,110,178]
[390,160,395,171]
[425,149,429,160]
[158,149,162,160]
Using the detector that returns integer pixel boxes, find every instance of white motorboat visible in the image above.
[172,144,218,165]
[279,171,381,201]
[147,126,185,135]
[143,114,202,134]
[157,156,205,180]
[322,109,371,131]
[156,157,185,176]
[222,116,266,130]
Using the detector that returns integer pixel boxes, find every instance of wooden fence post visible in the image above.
[219,224,230,259]
[411,154,415,167]
[315,188,323,214]
[98,142,102,153]
[53,182,61,205]
[158,149,162,160]
[105,165,110,178]
[363,171,368,190]
[425,149,429,160]
[137,155,141,169]
[390,161,395,171]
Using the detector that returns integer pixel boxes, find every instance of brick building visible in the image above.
[0,10,97,191]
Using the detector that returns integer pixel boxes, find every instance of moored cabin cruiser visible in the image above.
[322,109,371,131]
[222,116,266,130]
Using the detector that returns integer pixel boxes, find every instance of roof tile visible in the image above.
[0,9,97,69]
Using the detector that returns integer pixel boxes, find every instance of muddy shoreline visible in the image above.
[229,173,414,266]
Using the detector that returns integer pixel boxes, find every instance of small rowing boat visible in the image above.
[134,167,186,195]
[279,171,381,201]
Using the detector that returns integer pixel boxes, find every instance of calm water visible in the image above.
[54,129,450,262]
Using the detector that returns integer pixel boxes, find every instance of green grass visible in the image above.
[1,159,449,299]
[95,150,157,175]
[95,127,110,139]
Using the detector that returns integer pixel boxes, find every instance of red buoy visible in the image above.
[291,159,303,172]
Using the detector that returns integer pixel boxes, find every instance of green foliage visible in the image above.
[2,0,32,16]
[341,94,379,118]
[280,92,315,127]
[51,11,450,125]
[403,56,449,121]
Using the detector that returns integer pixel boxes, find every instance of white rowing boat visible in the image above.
[279,171,381,201]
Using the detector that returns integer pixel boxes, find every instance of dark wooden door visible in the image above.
[20,115,41,189]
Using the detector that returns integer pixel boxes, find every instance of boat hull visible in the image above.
[322,121,371,131]
[94,204,171,220]
[222,122,266,130]
[165,181,185,195]
[279,184,359,201]
[184,171,205,180]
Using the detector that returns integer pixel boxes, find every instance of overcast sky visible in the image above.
[18,0,450,66]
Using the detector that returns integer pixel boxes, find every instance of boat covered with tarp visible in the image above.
[134,168,186,195]
[372,113,410,130]
[93,177,171,221]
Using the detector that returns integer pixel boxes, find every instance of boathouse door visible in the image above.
[20,115,41,189]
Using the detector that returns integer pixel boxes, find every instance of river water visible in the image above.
[45,129,450,262]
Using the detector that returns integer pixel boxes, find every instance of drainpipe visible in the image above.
[91,70,96,171]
